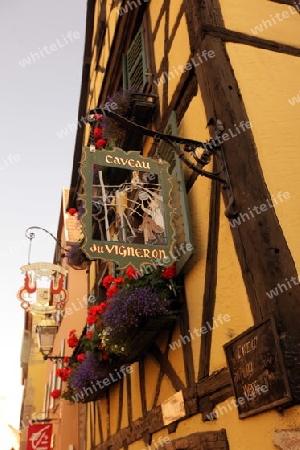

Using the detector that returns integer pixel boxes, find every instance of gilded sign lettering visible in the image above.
[90,243,167,260]
[105,154,150,170]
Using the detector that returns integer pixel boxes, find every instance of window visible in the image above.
[123,26,148,89]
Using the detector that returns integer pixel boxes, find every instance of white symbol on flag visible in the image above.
[29,425,51,450]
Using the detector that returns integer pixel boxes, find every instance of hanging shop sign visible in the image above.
[26,423,53,450]
[79,147,177,269]
[224,316,292,418]
[17,262,68,311]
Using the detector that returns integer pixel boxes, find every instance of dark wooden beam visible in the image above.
[151,325,180,408]
[106,390,110,439]
[116,380,124,432]
[162,430,229,450]
[198,158,221,381]
[184,0,300,336]
[162,0,170,114]
[96,401,104,443]
[126,372,133,425]
[197,367,232,398]
[269,0,300,11]
[139,357,147,416]
[150,343,185,391]
[89,402,95,447]
[202,24,300,57]
[152,359,164,409]
[94,1,108,71]
[179,300,196,387]
[93,402,97,444]
[94,367,232,450]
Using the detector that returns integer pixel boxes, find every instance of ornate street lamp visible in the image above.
[36,317,59,356]
[17,227,68,357]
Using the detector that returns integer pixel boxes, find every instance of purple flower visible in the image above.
[102,285,172,354]
[68,352,111,390]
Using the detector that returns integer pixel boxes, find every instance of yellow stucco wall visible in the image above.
[221,0,300,46]
[226,43,300,274]
[83,0,300,449]
[42,265,88,449]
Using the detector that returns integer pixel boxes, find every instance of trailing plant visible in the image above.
[84,265,177,356]
[65,240,90,270]
[50,265,178,402]
[101,86,140,142]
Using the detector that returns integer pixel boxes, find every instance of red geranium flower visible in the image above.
[97,322,103,329]
[126,266,138,280]
[56,368,70,382]
[88,304,107,315]
[89,302,108,315]
[86,331,93,339]
[88,306,99,316]
[67,335,79,348]
[86,314,98,326]
[114,277,125,284]
[62,356,70,364]
[106,285,118,298]
[56,368,64,378]
[93,128,103,138]
[69,329,77,337]
[50,389,61,399]
[95,139,107,148]
[77,353,86,362]
[162,265,176,279]
[94,114,102,120]
[100,301,108,311]
[102,275,115,288]
[68,208,77,216]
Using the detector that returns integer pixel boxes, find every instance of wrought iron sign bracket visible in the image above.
[88,108,239,218]
[43,354,64,363]
[25,226,68,264]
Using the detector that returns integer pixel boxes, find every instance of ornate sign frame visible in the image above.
[79,147,176,269]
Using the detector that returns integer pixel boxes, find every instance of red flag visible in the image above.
[26,423,53,450]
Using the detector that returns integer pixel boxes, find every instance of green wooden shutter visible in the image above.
[123,26,147,89]
[159,112,193,272]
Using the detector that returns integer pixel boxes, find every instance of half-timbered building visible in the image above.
[42,1,300,449]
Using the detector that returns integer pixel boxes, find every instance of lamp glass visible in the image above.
[36,325,58,355]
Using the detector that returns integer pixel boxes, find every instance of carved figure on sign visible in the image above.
[138,190,165,243]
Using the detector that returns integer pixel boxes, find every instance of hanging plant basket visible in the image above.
[92,89,157,152]
[122,313,179,363]
[57,266,181,403]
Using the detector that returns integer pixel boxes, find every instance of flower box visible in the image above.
[75,313,178,403]
[122,313,178,363]
[55,265,179,403]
